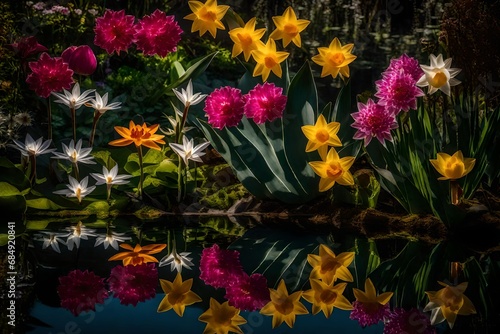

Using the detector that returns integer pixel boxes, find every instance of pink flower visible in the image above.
[26,52,74,98]
[351,99,398,146]
[94,9,136,55]
[57,269,108,316]
[108,263,158,306]
[383,308,435,334]
[134,9,182,57]
[225,273,270,311]
[8,36,48,59]
[350,300,391,327]
[199,244,244,289]
[61,45,97,76]
[243,82,287,124]
[385,54,423,83]
[375,70,424,114]
[204,86,245,129]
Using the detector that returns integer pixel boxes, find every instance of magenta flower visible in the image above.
[351,99,398,146]
[383,308,435,334]
[134,9,182,57]
[108,263,158,306]
[57,269,108,316]
[61,45,97,76]
[204,86,245,129]
[26,52,74,98]
[94,9,136,55]
[350,300,391,327]
[199,244,244,289]
[375,70,424,114]
[385,54,423,83]
[8,36,48,59]
[243,82,287,124]
[225,273,270,311]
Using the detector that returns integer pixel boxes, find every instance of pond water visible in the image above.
[5,216,498,333]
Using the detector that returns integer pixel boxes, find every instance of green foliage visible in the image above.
[364,96,500,227]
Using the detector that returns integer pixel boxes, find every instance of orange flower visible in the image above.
[109,120,166,150]
[108,243,167,266]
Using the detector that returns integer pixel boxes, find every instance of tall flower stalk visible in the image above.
[85,92,122,147]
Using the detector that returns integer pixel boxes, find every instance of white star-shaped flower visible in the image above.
[10,133,55,157]
[64,222,97,251]
[51,83,95,109]
[85,91,122,114]
[172,80,207,108]
[53,176,96,203]
[417,54,461,96]
[52,139,96,165]
[169,136,210,166]
[94,230,131,250]
[159,245,194,273]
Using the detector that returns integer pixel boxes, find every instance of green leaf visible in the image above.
[92,149,116,169]
[165,52,218,91]
[26,198,62,210]
[0,234,8,246]
[0,157,30,191]
[0,182,22,196]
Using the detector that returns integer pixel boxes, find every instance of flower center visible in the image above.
[213,308,237,326]
[315,129,330,143]
[326,163,343,179]
[329,52,345,67]
[319,290,338,304]
[442,288,463,312]
[237,33,253,47]
[275,297,294,315]
[200,8,217,22]
[283,23,298,37]
[320,257,341,274]
[264,56,278,69]
[430,71,447,88]
[168,291,186,305]
[106,176,113,184]
[445,157,465,179]
[71,150,78,163]
[76,187,82,202]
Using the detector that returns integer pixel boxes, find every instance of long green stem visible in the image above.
[71,107,77,143]
[47,97,53,140]
[29,155,36,186]
[177,158,184,203]
[138,145,144,199]
[89,111,102,147]
[73,162,80,180]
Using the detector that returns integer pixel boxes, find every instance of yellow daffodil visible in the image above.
[109,120,166,151]
[251,38,289,82]
[307,244,354,284]
[308,148,355,192]
[184,0,229,38]
[353,278,393,314]
[417,54,461,96]
[430,150,475,181]
[158,273,202,317]
[269,7,310,48]
[108,243,166,266]
[260,279,308,328]
[424,281,476,329]
[311,37,357,80]
[301,114,342,159]
[198,298,247,334]
[228,17,266,61]
[302,279,352,318]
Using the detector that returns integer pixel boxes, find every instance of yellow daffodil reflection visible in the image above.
[269,7,310,48]
[302,279,352,318]
[430,150,475,181]
[184,0,229,38]
[308,148,355,192]
[158,273,202,317]
[198,298,247,334]
[312,37,357,80]
[228,17,266,62]
[424,281,476,329]
[108,243,166,266]
[307,244,354,285]
[301,114,342,159]
[260,279,308,328]
[353,278,393,312]
[251,38,289,82]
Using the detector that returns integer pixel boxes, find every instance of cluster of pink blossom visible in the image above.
[204,82,287,129]
[199,244,270,311]
[383,308,435,334]
[351,54,423,146]
[108,263,158,306]
[94,9,182,57]
[57,269,108,316]
[23,39,97,97]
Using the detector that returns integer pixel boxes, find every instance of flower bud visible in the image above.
[61,45,97,76]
